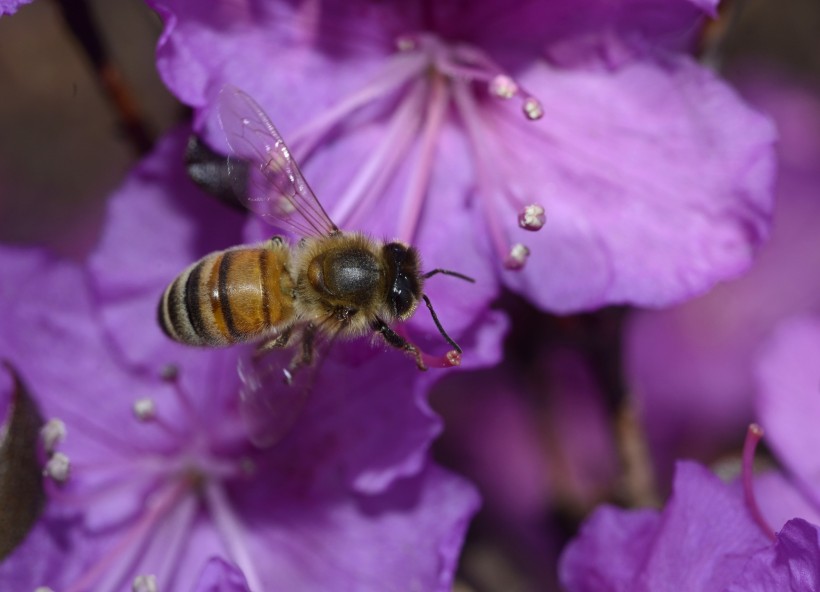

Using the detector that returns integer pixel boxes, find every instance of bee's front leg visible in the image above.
[371,317,427,371]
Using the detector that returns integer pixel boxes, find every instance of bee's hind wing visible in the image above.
[237,322,339,448]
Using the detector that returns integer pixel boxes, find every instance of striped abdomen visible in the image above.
[159,244,295,346]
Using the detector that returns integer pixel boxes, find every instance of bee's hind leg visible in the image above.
[255,326,294,356]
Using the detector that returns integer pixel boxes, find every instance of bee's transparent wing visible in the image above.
[218,85,339,238]
[237,324,338,448]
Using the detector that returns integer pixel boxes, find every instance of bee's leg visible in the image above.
[266,235,285,248]
[255,326,294,355]
[282,323,317,385]
[371,318,427,371]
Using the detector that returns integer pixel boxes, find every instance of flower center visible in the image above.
[43,366,263,592]
[285,32,546,270]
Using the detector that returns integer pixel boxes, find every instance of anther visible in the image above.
[523,96,544,120]
[395,34,418,52]
[40,419,66,454]
[160,364,179,381]
[489,74,519,99]
[518,204,546,231]
[505,244,530,270]
[133,574,158,592]
[44,452,70,483]
[133,398,157,422]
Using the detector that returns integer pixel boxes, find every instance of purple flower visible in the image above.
[432,346,618,588]
[0,129,480,591]
[0,0,32,16]
[562,315,820,591]
[754,317,820,530]
[149,0,776,317]
[559,460,820,591]
[624,75,820,486]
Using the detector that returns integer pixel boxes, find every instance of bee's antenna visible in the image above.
[422,268,476,283]
[421,294,462,354]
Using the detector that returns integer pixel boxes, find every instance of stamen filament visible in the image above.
[205,481,263,592]
[452,80,513,263]
[289,52,428,160]
[148,493,198,589]
[741,423,776,542]
[331,81,426,227]
[65,480,189,592]
[397,73,449,243]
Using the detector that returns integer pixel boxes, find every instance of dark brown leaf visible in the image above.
[0,362,45,561]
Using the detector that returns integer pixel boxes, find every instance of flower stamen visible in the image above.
[205,481,264,592]
[44,452,70,483]
[518,204,546,231]
[741,423,776,542]
[64,480,189,592]
[132,574,158,592]
[40,418,66,454]
[397,73,450,244]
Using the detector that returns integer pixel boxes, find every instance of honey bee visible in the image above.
[159,86,472,397]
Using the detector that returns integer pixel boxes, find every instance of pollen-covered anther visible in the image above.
[133,398,157,422]
[489,74,519,99]
[44,452,70,483]
[523,96,544,120]
[446,350,462,367]
[518,204,546,231]
[505,243,531,270]
[160,364,179,381]
[395,34,417,52]
[40,418,67,454]
[132,574,158,592]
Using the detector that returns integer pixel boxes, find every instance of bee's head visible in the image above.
[382,242,422,320]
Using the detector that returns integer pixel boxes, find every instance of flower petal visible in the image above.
[726,519,820,592]
[755,316,820,501]
[501,55,775,312]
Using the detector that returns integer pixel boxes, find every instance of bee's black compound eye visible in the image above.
[382,242,421,319]
[392,275,415,317]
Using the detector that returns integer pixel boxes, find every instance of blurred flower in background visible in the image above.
[561,315,820,590]
[0,0,32,17]
[624,73,820,489]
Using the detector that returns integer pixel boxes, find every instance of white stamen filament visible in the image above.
[40,418,66,454]
[288,51,428,160]
[331,81,426,227]
[44,452,70,483]
[205,482,264,592]
[144,492,198,590]
[452,80,515,264]
[397,73,450,244]
[35,587,54,592]
[64,481,189,592]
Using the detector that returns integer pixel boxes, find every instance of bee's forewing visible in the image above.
[218,85,338,238]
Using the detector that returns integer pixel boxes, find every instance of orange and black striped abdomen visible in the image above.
[159,245,295,346]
